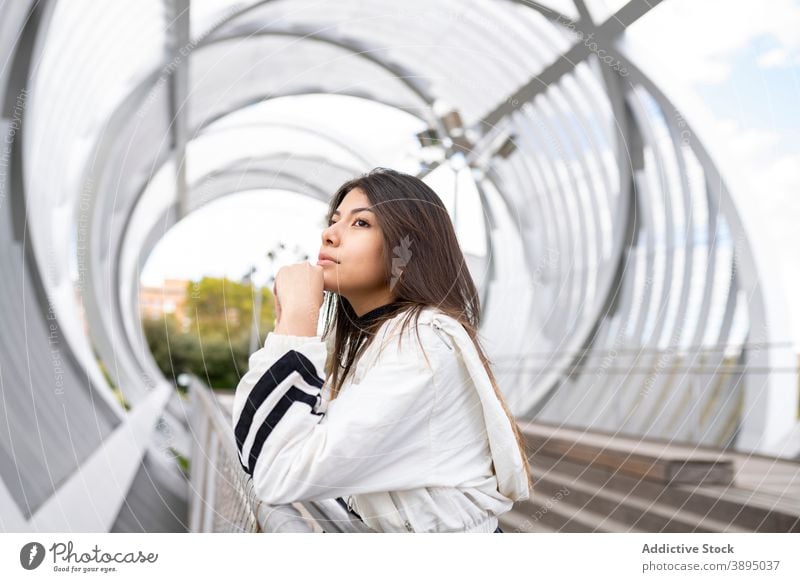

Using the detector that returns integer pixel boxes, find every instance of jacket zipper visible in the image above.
[388,491,415,532]
[347,495,363,522]
[430,319,454,351]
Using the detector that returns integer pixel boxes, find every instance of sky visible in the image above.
[141,189,328,288]
[627,0,800,348]
[139,93,431,288]
[141,0,800,348]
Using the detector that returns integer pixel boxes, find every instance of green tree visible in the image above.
[142,277,276,390]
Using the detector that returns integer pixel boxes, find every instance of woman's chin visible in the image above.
[322,278,340,293]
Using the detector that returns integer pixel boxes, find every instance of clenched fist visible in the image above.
[273,262,324,337]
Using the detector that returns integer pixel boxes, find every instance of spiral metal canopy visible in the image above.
[0,0,796,532]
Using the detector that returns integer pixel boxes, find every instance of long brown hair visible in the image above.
[320,167,533,494]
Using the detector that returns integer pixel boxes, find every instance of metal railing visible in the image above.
[187,375,371,532]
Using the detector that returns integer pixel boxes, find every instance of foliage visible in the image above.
[142,277,275,390]
[169,447,191,478]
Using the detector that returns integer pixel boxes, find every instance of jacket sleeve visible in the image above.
[231,325,441,506]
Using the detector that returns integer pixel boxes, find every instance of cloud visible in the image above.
[756,46,799,68]
[630,0,800,84]
[709,116,800,345]
[711,118,800,200]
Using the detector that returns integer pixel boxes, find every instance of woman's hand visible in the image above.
[272,262,324,337]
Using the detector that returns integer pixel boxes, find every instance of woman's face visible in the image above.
[318,188,390,302]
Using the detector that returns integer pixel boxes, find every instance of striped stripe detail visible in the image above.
[244,386,322,475]
[235,350,325,475]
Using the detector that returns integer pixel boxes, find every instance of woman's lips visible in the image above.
[317,258,338,266]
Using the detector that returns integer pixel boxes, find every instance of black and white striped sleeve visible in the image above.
[231,325,442,506]
[232,332,328,480]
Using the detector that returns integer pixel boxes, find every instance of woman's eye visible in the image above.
[326,218,369,227]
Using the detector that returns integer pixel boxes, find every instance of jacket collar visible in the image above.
[355,301,404,325]
[417,307,531,502]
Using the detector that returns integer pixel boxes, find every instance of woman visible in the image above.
[231,167,533,533]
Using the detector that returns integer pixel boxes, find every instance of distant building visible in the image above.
[139,279,189,326]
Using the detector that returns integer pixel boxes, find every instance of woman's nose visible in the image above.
[322,223,338,245]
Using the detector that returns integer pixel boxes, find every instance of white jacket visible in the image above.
[231,305,530,532]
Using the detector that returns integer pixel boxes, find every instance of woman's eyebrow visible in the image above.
[331,207,374,216]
